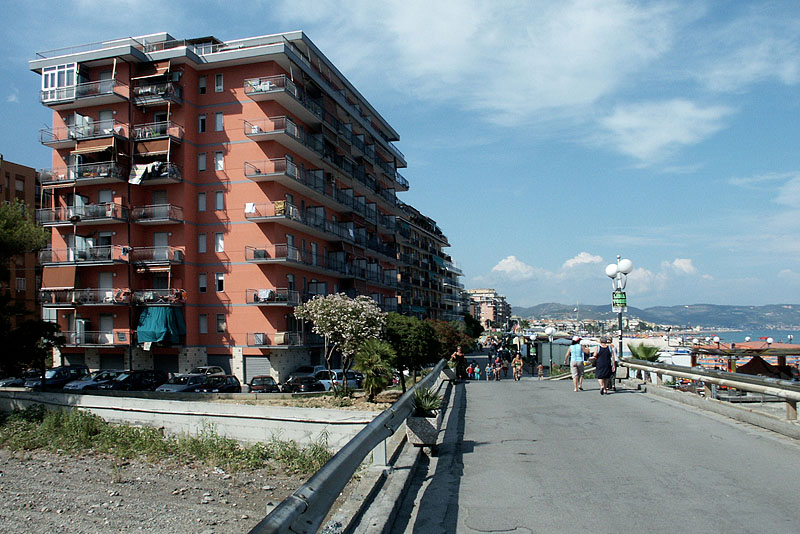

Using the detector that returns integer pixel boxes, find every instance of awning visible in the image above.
[137,307,185,344]
[41,265,76,290]
[136,265,171,273]
[129,164,147,185]
[135,138,170,155]
[131,61,170,80]
[72,138,114,155]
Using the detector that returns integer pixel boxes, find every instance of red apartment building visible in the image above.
[31,32,407,382]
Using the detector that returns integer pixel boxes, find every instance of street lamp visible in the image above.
[605,256,633,361]
[544,326,555,374]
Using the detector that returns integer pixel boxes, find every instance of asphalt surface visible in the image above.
[391,354,800,533]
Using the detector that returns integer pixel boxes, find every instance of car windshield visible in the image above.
[114,373,131,381]
[44,370,57,379]
[252,377,272,385]
[167,376,190,385]
[205,376,224,386]
[95,371,121,381]
[189,368,205,374]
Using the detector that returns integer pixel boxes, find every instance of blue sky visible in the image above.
[2,1,800,308]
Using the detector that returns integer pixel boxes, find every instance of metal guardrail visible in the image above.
[621,358,800,418]
[249,358,448,533]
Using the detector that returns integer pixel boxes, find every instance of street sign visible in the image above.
[612,290,627,313]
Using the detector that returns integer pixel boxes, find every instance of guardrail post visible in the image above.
[656,372,663,386]
[787,399,798,421]
[370,438,388,467]
[703,382,713,399]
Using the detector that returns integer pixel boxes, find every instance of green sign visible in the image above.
[612,290,627,312]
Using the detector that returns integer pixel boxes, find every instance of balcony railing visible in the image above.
[244,158,297,180]
[130,204,184,223]
[63,330,130,346]
[246,288,301,306]
[40,119,129,147]
[244,202,354,241]
[41,79,129,107]
[39,288,131,306]
[129,246,184,264]
[40,245,129,264]
[244,74,323,119]
[37,162,129,186]
[132,82,183,106]
[243,116,323,154]
[36,203,128,226]
[129,162,181,184]
[133,121,184,141]
[132,288,186,305]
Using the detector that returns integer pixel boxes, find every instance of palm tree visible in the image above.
[627,343,660,382]
[355,339,394,402]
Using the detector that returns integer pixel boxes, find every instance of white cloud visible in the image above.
[491,256,537,280]
[665,258,698,275]
[598,99,734,163]
[562,252,603,269]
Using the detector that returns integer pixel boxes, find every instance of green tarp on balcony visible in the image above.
[137,307,186,344]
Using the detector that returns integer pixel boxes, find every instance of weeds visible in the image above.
[0,406,332,474]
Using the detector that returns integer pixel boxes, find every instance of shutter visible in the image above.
[207,355,232,374]
[100,353,125,370]
[153,354,178,374]
[244,356,271,383]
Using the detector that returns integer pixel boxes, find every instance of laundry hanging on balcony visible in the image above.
[136,307,186,345]
[129,162,180,184]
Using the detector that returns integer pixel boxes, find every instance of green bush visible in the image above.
[412,387,442,417]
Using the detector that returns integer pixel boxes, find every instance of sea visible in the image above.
[711,329,799,344]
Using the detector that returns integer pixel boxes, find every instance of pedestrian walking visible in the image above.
[451,345,467,381]
[494,356,502,381]
[512,352,524,381]
[593,336,616,394]
[537,363,544,380]
[502,357,510,378]
[467,362,474,380]
[474,364,481,381]
[485,362,493,381]
[564,336,585,392]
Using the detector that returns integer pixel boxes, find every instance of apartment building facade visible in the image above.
[31,31,407,382]
[1,157,40,326]
[467,288,511,329]
[397,203,464,321]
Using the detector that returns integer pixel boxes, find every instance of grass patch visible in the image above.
[0,405,331,473]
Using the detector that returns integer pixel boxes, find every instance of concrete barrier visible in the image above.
[0,389,379,451]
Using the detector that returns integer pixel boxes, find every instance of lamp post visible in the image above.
[605,256,633,361]
[544,326,555,374]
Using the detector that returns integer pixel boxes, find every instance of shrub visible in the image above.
[412,387,442,417]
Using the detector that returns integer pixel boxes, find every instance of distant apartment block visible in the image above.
[0,156,40,326]
[30,31,409,381]
[467,288,510,329]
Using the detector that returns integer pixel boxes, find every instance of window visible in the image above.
[214,191,224,210]
[41,63,76,101]
[198,233,206,253]
[197,152,206,171]
[216,314,226,333]
[215,112,224,131]
[15,178,24,192]
[15,277,26,291]
[199,273,207,293]
[215,73,224,92]
[198,76,207,95]
[215,272,224,292]
[198,192,206,212]
[215,232,224,252]
[214,151,224,171]
[199,314,208,334]
[198,114,206,133]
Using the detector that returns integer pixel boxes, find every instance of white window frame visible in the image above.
[215,112,224,131]
[215,272,224,292]
[214,191,224,211]
[216,314,226,333]
[215,73,224,92]
[215,232,224,253]
[214,151,224,171]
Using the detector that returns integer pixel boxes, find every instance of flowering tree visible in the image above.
[294,293,385,393]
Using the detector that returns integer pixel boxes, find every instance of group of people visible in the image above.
[453,346,525,382]
[565,335,617,394]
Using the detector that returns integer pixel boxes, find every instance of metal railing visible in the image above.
[133,121,184,140]
[40,245,129,264]
[132,288,186,305]
[36,203,128,224]
[39,288,130,306]
[41,79,129,104]
[246,288,301,306]
[40,119,128,145]
[129,246,184,264]
[130,204,184,222]
[63,330,130,346]
[622,358,800,419]
[249,359,448,533]
[132,82,183,105]
[244,74,323,118]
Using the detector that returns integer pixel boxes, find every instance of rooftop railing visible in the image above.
[35,38,144,59]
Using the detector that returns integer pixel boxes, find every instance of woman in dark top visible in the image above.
[593,336,616,395]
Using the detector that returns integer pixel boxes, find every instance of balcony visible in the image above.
[39,288,131,307]
[133,121,184,148]
[243,201,353,242]
[40,119,129,149]
[243,157,299,183]
[41,79,130,110]
[246,331,309,348]
[132,82,183,107]
[243,117,323,161]
[63,330,130,347]
[132,288,186,306]
[39,162,128,187]
[245,288,301,306]
[245,244,342,276]
[130,246,184,265]
[36,203,128,227]
[129,162,181,185]
[130,204,184,224]
[243,75,323,124]
[40,245,129,265]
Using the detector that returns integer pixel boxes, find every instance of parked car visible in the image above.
[281,375,326,393]
[248,375,280,393]
[63,369,125,391]
[195,375,241,393]
[24,365,90,390]
[0,369,40,388]
[288,365,326,379]
[155,374,207,393]
[313,369,362,391]
[188,366,226,376]
[96,369,169,391]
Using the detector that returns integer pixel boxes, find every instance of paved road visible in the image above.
[391,354,800,533]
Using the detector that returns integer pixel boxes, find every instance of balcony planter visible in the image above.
[405,387,443,449]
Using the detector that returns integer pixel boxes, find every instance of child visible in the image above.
[485,363,493,381]
[466,363,474,379]
[537,363,544,381]
[474,364,481,381]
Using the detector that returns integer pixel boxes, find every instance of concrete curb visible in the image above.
[623,379,800,440]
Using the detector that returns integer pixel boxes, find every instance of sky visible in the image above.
[2,0,800,309]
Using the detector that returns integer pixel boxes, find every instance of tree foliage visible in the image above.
[627,343,660,362]
[462,312,484,339]
[354,339,394,402]
[294,294,385,392]
[0,199,48,279]
[428,319,476,360]
[384,313,440,392]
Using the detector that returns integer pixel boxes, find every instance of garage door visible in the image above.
[153,354,178,374]
[244,355,271,384]
[207,355,232,374]
[100,353,125,370]
[62,353,85,366]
